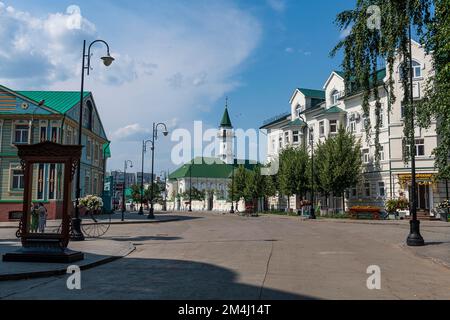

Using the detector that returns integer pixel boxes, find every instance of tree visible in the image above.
[278,147,310,210]
[315,128,362,213]
[228,165,249,204]
[331,0,432,165]
[181,187,206,201]
[417,0,450,180]
[130,184,143,204]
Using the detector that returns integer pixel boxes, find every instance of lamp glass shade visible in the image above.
[101,55,115,67]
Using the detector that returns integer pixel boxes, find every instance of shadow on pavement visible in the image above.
[103,236,182,242]
[1,256,318,300]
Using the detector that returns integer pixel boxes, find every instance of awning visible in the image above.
[398,173,436,188]
[102,142,111,158]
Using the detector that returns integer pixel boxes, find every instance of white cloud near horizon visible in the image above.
[267,0,286,13]
[0,1,262,171]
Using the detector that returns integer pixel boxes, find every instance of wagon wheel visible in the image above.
[81,210,112,238]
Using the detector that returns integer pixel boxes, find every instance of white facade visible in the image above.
[262,40,446,216]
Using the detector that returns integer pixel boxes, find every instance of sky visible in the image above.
[0,0,356,176]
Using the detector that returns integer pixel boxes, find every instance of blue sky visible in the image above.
[0,0,355,175]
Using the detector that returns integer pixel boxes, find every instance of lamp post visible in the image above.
[113,169,122,208]
[148,122,169,219]
[122,160,133,221]
[160,170,168,211]
[230,156,235,213]
[72,39,115,241]
[299,115,316,219]
[139,139,153,215]
[406,22,424,246]
[188,163,193,212]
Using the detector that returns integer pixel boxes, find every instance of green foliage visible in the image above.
[417,0,450,180]
[278,147,310,200]
[315,127,362,198]
[181,187,206,201]
[331,0,432,166]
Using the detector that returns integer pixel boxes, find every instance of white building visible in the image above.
[261,40,447,218]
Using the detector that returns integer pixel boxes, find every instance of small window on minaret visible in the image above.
[223,129,226,136]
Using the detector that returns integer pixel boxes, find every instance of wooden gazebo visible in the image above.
[3,141,84,263]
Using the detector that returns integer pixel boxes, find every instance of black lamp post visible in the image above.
[188,163,193,212]
[139,139,153,215]
[160,170,168,211]
[299,115,316,219]
[406,23,424,246]
[122,160,133,221]
[148,122,169,219]
[72,39,115,241]
[230,158,235,213]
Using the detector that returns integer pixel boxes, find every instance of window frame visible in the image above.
[329,120,337,134]
[11,169,25,190]
[319,121,325,137]
[14,124,29,144]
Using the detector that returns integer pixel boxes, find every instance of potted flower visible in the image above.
[79,195,104,214]
[436,200,449,221]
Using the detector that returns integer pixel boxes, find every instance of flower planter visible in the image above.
[349,207,381,220]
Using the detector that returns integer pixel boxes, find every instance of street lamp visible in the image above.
[299,115,316,219]
[188,163,192,212]
[230,155,235,214]
[160,170,168,211]
[122,160,133,221]
[112,169,122,211]
[72,39,115,241]
[148,122,169,219]
[139,139,154,215]
[406,22,424,246]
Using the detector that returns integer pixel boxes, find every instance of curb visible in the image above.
[0,217,180,229]
[399,243,450,271]
[0,243,135,281]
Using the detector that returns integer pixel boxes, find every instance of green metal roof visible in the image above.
[103,142,111,158]
[16,91,90,114]
[220,107,233,128]
[169,157,259,180]
[297,88,325,99]
[324,105,346,114]
[290,118,306,126]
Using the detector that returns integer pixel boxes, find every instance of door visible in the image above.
[417,184,430,211]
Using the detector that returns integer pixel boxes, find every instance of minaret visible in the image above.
[217,97,234,164]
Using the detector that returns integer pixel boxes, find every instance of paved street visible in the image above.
[2,212,450,299]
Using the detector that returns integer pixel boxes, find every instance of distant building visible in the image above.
[0,85,110,222]
[136,172,154,185]
[166,103,258,211]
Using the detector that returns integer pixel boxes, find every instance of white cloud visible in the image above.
[285,47,294,53]
[267,0,286,13]
[0,1,262,171]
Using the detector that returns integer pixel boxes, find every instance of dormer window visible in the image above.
[400,60,422,80]
[331,90,339,105]
[296,104,303,117]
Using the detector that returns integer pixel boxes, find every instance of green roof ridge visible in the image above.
[297,88,325,99]
[16,90,90,114]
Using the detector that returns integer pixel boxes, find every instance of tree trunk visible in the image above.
[342,194,345,214]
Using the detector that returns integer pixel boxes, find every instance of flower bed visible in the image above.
[349,206,381,220]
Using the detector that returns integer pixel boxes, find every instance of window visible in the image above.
[329,120,337,134]
[379,146,385,161]
[400,60,422,80]
[94,142,99,161]
[349,120,356,133]
[14,125,29,144]
[331,90,339,105]
[279,136,283,148]
[86,138,91,158]
[415,139,425,156]
[363,148,370,164]
[365,182,371,197]
[66,130,72,145]
[309,128,314,143]
[84,176,90,196]
[292,130,299,144]
[40,126,47,142]
[378,108,385,128]
[319,121,325,137]
[378,182,386,197]
[284,131,290,144]
[51,127,58,143]
[412,61,422,78]
[296,105,303,117]
[11,169,24,190]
